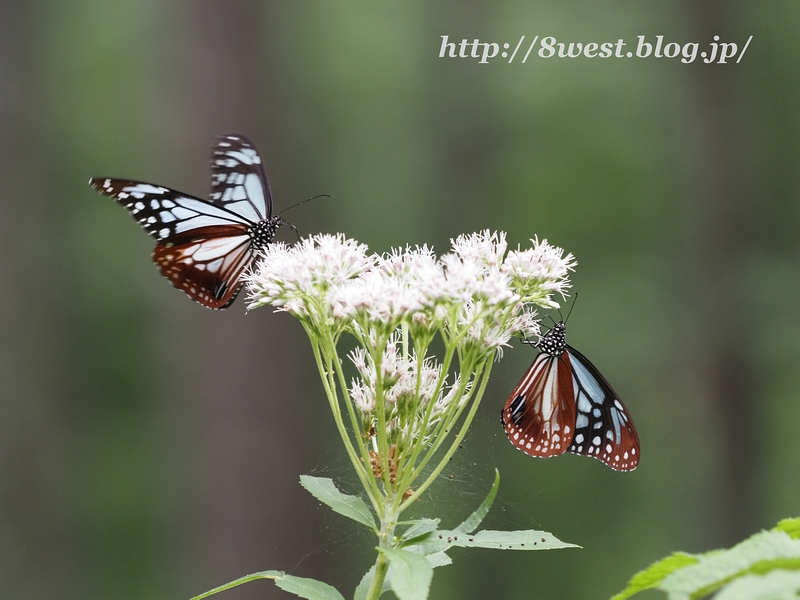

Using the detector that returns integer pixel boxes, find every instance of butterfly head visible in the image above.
[537,321,567,357]
[250,215,292,249]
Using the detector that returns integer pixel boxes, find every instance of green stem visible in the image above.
[306,329,380,515]
[327,335,384,507]
[370,331,394,492]
[399,359,494,511]
[364,552,389,600]
[404,358,477,485]
[397,336,457,489]
[364,497,398,600]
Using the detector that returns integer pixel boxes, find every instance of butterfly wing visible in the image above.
[153,228,254,309]
[90,178,255,309]
[90,133,276,310]
[89,178,254,242]
[566,345,640,471]
[501,351,577,458]
[209,133,272,222]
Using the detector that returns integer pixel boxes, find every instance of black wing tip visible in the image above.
[89,177,115,195]
[211,132,258,153]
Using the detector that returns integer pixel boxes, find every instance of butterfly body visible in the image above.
[501,321,640,471]
[91,133,284,309]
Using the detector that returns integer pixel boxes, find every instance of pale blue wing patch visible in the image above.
[209,133,271,221]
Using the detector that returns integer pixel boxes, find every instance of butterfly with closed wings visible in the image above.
[501,320,640,471]
[90,133,290,309]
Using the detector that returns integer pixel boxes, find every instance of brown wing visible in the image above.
[501,351,577,458]
[153,225,254,309]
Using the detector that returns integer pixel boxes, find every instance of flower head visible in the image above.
[502,237,576,307]
[246,231,576,473]
[245,233,372,323]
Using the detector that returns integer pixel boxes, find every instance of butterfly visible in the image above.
[501,321,640,471]
[90,133,289,309]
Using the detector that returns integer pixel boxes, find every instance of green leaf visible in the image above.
[398,518,442,527]
[353,567,371,600]
[610,518,800,600]
[661,530,800,599]
[455,469,500,535]
[274,573,347,600]
[299,475,376,530]
[416,528,578,556]
[424,551,452,568]
[381,547,434,600]
[190,570,345,600]
[776,517,800,540]
[713,569,800,600]
[609,553,698,600]
[399,519,440,547]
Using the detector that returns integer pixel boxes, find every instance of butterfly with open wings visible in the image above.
[90,133,289,309]
[501,320,640,471]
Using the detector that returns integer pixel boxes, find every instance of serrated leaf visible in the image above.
[274,573,346,600]
[397,518,441,526]
[661,530,800,598]
[399,531,437,551]
[399,519,441,546]
[353,567,371,600]
[455,469,500,534]
[776,517,800,540]
[381,547,433,600]
[609,553,698,600]
[354,562,398,600]
[425,551,452,568]
[299,475,376,530]
[416,528,578,555]
[190,570,344,600]
[713,569,800,600]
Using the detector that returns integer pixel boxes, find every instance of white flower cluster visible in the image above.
[502,236,577,307]
[244,234,372,323]
[246,230,575,353]
[246,230,575,465]
[348,334,469,439]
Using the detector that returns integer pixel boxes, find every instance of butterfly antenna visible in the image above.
[564,292,578,324]
[278,194,331,215]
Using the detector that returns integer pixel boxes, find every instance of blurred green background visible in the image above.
[1,1,799,599]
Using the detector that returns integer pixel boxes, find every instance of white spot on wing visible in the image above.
[124,183,166,195]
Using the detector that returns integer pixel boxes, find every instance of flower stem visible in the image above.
[399,359,494,511]
[306,329,381,516]
[364,552,389,600]
[364,498,398,600]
